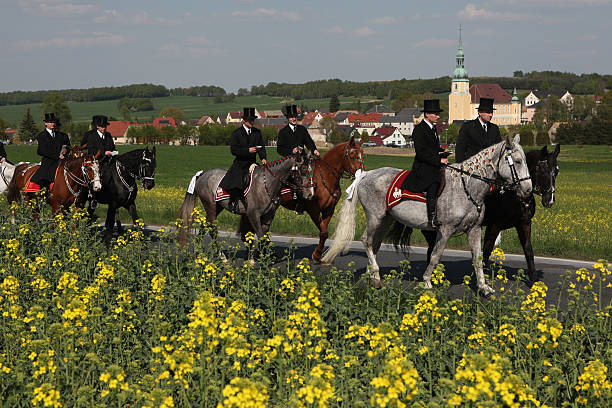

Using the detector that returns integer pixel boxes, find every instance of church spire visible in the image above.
[453,25,468,80]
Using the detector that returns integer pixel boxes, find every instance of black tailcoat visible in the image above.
[401,120,443,192]
[31,129,71,185]
[456,118,501,163]
[0,143,7,162]
[81,129,116,157]
[276,124,316,156]
[219,126,267,192]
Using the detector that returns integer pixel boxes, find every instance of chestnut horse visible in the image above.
[7,147,101,214]
[239,136,365,262]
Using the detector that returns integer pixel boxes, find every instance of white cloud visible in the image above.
[458,3,525,20]
[499,0,611,5]
[408,13,443,21]
[368,16,399,24]
[13,32,125,51]
[231,8,302,21]
[19,0,97,17]
[354,27,377,37]
[412,38,456,48]
[188,36,212,46]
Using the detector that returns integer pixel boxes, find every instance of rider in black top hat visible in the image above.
[456,97,501,163]
[219,107,267,214]
[401,99,449,228]
[0,142,8,164]
[81,115,116,160]
[276,105,319,214]
[30,113,71,190]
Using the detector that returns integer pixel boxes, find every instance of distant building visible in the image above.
[448,27,521,125]
[525,90,574,107]
[366,104,395,116]
[379,108,418,136]
[196,115,215,126]
[370,126,406,146]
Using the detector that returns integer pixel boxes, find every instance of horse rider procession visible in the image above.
[2,98,560,287]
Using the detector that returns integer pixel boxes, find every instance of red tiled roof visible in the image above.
[196,116,212,126]
[153,117,176,128]
[373,126,397,138]
[470,83,511,104]
[369,135,384,145]
[348,113,383,124]
[107,121,142,137]
[229,111,243,119]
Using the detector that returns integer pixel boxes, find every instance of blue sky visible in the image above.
[1,0,610,93]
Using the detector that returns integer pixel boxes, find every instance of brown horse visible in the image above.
[7,147,102,214]
[239,136,365,262]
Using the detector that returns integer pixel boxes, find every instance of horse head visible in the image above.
[296,151,315,200]
[342,135,365,177]
[496,134,532,200]
[140,146,156,190]
[533,144,560,208]
[77,154,102,192]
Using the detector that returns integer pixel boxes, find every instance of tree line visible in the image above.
[0,84,226,106]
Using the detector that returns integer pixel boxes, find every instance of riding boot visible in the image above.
[426,196,440,228]
[228,199,240,215]
[294,200,304,215]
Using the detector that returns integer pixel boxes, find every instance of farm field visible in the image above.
[0,95,378,125]
[4,144,612,260]
[0,204,610,407]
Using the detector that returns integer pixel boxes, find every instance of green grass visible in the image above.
[0,95,377,126]
[4,144,611,260]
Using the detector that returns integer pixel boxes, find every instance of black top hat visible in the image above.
[44,113,58,123]
[421,99,443,113]
[92,115,110,127]
[243,107,257,121]
[477,97,496,112]
[283,105,299,118]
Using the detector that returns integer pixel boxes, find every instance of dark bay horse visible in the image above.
[323,136,532,295]
[238,136,365,262]
[482,144,560,282]
[177,152,313,246]
[7,146,101,214]
[77,147,156,242]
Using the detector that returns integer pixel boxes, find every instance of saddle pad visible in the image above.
[386,170,426,211]
[23,164,57,193]
[214,172,255,202]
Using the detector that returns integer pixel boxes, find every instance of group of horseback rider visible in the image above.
[21,113,115,201]
[12,97,500,229]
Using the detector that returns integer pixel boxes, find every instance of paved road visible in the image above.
[139,226,611,307]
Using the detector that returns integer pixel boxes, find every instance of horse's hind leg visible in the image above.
[421,229,438,264]
[103,205,116,244]
[361,214,392,282]
[422,229,452,289]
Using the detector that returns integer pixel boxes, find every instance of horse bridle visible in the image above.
[262,155,307,200]
[532,159,558,197]
[64,157,100,198]
[0,163,11,187]
[446,144,531,212]
[115,151,156,193]
[313,146,364,200]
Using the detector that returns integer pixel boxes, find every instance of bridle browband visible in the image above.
[532,159,557,197]
[63,156,100,199]
[115,150,156,194]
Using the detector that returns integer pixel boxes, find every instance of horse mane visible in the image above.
[322,141,349,159]
[452,140,503,178]
[264,155,293,168]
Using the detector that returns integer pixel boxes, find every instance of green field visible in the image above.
[4,144,611,260]
[0,95,379,126]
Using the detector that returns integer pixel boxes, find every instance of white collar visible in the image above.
[97,130,105,138]
[46,128,54,136]
[478,117,488,127]
[289,123,296,130]
[423,119,435,129]
[243,124,251,133]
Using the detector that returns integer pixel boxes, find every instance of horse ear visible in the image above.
[553,143,560,158]
[152,145,156,154]
[539,145,548,160]
[349,135,356,146]
[512,134,520,147]
[505,134,514,149]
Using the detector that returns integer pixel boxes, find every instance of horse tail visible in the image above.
[386,221,413,255]
[177,191,197,246]
[321,186,360,263]
[6,168,22,205]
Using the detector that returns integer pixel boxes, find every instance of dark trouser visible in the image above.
[426,182,439,225]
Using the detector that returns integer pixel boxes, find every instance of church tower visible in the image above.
[449,26,471,124]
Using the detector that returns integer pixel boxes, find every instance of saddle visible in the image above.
[214,164,258,202]
[22,163,58,193]
[386,169,447,211]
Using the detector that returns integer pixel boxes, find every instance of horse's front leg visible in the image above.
[103,204,116,244]
[516,221,537,283]
[422,228,451,289]
[467,225,494,295]
[308,206,329,263]
[482,224,502,272]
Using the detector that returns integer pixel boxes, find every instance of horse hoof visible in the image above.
[479,285,495,297]
[249,259,256,267]
[370,278,383,288]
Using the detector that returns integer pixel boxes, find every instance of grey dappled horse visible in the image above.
[178,153,314,245]
[0,161,16,194]
[322,135,532,295]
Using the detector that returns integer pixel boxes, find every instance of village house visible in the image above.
[196,115,215,126]
[369,126,406,146]
[524,90,574,108]
[379,107,418,136]
[366,104,395,116]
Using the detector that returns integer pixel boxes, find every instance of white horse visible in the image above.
[0,161,16,194]
[322,135,532,295]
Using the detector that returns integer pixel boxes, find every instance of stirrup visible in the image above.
[90,199,98,210]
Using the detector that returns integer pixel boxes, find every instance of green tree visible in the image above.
[519,123,537,146]
[160,126,177,144]
[0,116,8,140]
[177,124,194,145]
[319,116,338,136]
[596,92,612,121]
[360,130,369,143]
[18,107,39,143]
[535,130,550,146]
[513,70,524,77]
[159,106,185,123]
[329,95,340,113]
[120,105,131,120]
[41,92,72,126]
[391,90,419,112]
[328,128,346,145]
